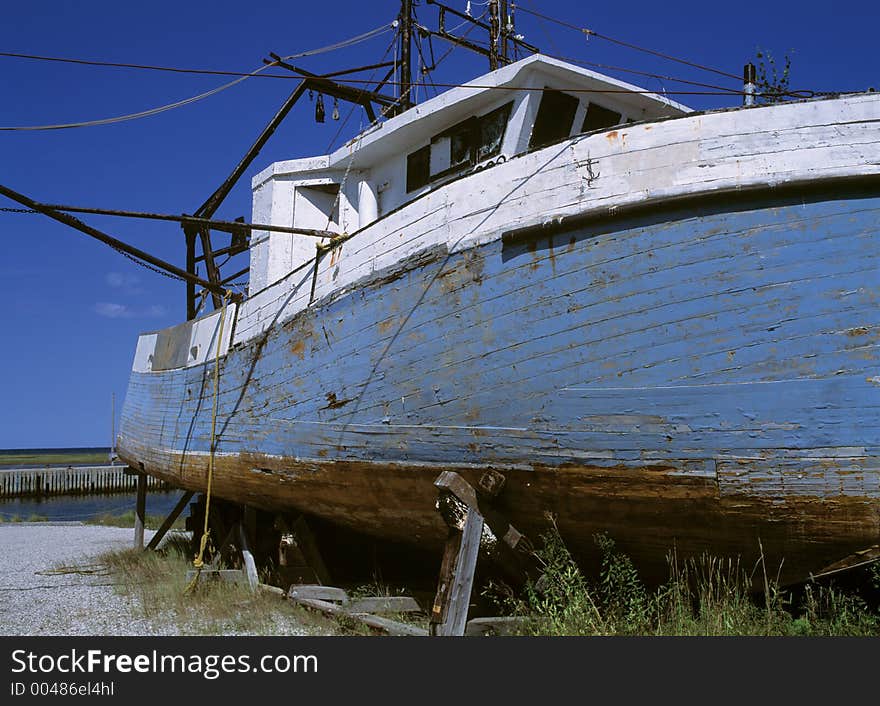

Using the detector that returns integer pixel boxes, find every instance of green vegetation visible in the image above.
[85,510,184,531]
[754,47,794,103]
[0,513,50,523]
[98,536,340,635]
[499,521,880,636]
[0,451,112,468]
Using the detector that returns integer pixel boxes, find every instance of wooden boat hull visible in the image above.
[119,183,880,585]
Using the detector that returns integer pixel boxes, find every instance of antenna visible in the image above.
[110,392,116,464]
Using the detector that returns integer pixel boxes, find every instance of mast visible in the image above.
[398,0,414,110]
[499,0,510,63]
[489,0,500,71]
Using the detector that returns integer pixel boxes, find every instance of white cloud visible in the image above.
[94,302,166,319]
[105,272,143,294]
[94,302,132,318]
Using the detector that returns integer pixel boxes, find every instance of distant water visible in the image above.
[0,491,183,523]
[0,447,186,523]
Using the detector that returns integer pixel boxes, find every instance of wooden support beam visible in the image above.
[146,490,195,551]
[195,81,309,219]
[430,471,487,636]
[38,203,334,238]
[236,521,259,592]
[430,526,463,629]
[437,507,483,636]
[185,227,197,320]
[268,59,398,108]
[133,471,147,549]
[197,226,223,310]
[430,470,536,635]
[293,515,331,585]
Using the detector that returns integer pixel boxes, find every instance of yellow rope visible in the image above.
[185,293,229,593]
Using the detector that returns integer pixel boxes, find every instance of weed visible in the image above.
[514,522,880,636]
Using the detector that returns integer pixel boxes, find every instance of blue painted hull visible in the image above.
[119,185,880,582]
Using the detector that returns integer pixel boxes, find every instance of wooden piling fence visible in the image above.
[0,465,169,499]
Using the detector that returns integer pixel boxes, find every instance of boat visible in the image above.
[116,6,880,586]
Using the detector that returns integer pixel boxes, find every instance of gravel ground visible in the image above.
[0,523,322,636]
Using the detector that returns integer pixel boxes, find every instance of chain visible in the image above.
[109,244,190,283]
[2,206,240,290]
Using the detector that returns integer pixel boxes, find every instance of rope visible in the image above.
[185,292,229,593]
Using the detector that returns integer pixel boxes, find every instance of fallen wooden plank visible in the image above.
[345,596,422,614]
[353,613,428,637]
[465,616,532,636]
[811,544,880,579]
[290,597,427,636]
[288,584,349,602]
[257,583,286,598]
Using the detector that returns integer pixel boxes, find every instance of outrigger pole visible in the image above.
[0,183,231,299]
[182,61,403,318]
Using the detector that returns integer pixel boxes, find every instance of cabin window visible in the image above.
[581,103,623,133]
[529,89,579,149]
[477,102,513,161]
[406,145,431,192]
[408,102,513,192]
[429,102,513,179]
[430,117,477,178]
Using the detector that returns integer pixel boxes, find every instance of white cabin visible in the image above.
[248,54,690,292]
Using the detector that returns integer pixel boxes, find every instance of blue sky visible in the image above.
[1,0,878,448]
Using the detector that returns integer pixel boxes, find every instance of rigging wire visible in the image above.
[325,34,398,153]
[510,2,742,81]
[0,51,297,79]
[285,77,748,97]
[0,22,395,131]
[514,4,737,95]
[543,53,744,94]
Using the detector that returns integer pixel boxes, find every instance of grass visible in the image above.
[96,515,880,637]
[85,510,185,531]
[97,535,342,636]
[494,519,880,636]
[0,513,50,523]
[0,451,113,467]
